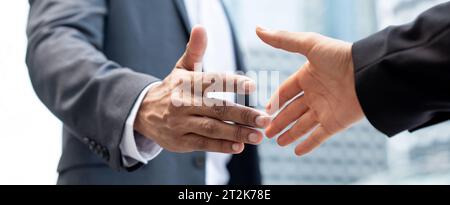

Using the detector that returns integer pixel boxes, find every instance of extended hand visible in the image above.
[256,27,365,156]
[134,26,271,154]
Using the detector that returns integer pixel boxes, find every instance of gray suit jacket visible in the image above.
[26,0,261,185]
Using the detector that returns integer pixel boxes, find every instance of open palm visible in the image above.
[257,27,364,156]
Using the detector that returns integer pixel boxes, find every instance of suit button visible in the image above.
[193,156,205,169]
[83,137,90,144]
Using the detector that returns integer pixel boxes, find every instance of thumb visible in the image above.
[256,26,318,56]
[176,25,208,71]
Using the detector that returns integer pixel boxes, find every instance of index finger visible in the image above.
[192,72,257,95]
[266,68,304,115]
[191,99,271,129]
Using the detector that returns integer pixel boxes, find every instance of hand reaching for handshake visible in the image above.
[257,27,365,156]
[134,26,271,154]
[135,26,366,157]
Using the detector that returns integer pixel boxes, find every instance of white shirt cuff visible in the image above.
[120,82,163,167]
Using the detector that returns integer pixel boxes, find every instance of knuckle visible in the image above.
[279,87,288,98]
[287,130,300,142]
[270,119,283,131]
[286,130,295,141]
[161,109,173,122]
[240,109,254,124]
[233,126,244,143]
[212,105,227,118]
[168,100,185,112]
[166,116,179,129]
[292,127,306,137]
[309,137,323,147]
[201,120,217,135]
[171,77,186,90]
[170,74,184,85]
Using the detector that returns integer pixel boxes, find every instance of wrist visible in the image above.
[134,82,164,141]
[348,44,365,120]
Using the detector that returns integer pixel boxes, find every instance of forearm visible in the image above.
[352,2,450,136]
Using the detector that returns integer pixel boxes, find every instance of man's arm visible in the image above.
[27,0,271,170]
[26,0,158,171]
[353,2,450,137]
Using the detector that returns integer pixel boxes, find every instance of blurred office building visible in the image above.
[359,123,450,185]
[226,0,388,184]
[377,0,449,28]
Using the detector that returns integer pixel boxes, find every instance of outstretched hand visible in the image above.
[134,26,271,154]
[257,27,365,156]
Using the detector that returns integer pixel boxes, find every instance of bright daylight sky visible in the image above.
[0,1,61,184]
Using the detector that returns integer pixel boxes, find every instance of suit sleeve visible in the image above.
[352,2,450,137]
[26,0,160,170]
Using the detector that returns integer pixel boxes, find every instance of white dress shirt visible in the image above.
[119,0,237,185]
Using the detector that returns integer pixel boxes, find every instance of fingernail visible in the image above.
[295,147,308,156]
[248,133,259,143]
[256,115,271,128]
[232,143,242,152]
[265,128,275,139]
[277,137,288,147]
[295,150,304,157]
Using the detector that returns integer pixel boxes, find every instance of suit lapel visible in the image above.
[173,0,191,35]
